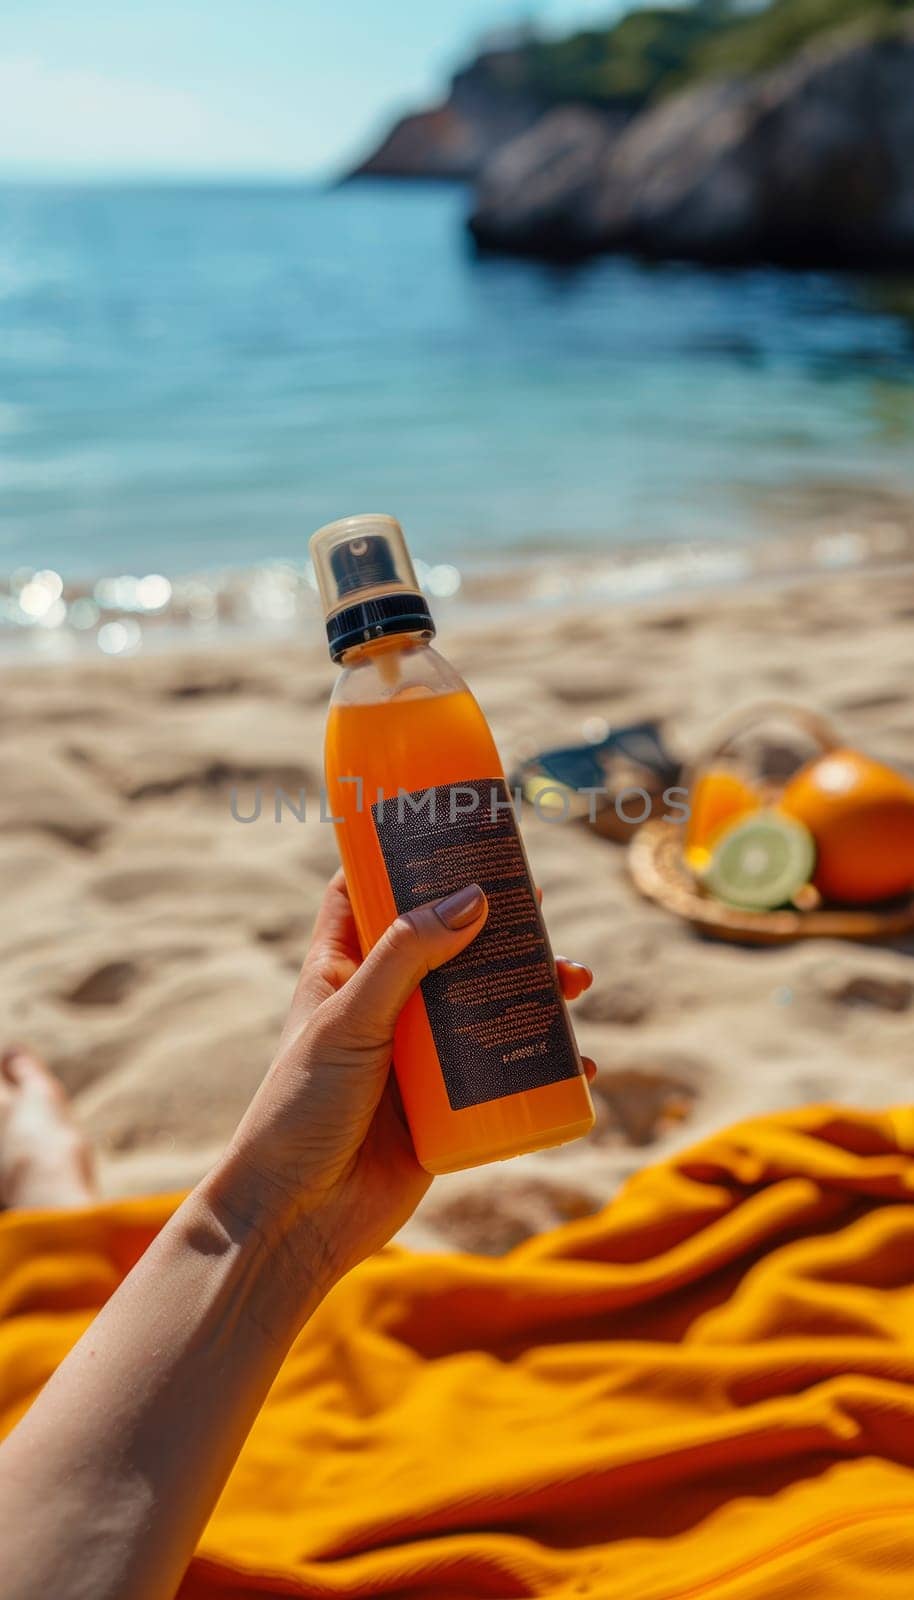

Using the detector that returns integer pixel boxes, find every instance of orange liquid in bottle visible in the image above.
[325,646,595,1174]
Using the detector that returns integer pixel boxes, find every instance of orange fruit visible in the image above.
[780,747,914,904]
[685,767,759,870]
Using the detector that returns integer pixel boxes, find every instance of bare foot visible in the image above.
[0,1049,98,1210]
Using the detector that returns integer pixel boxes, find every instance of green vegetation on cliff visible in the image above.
[485,0,914,113]
[693,0,914,79]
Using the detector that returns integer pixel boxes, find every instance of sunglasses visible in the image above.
[515,719,678,789]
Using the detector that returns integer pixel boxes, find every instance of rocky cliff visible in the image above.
[348,2,914,184]
[468,22,914,268]
[348,3,914,271]
[349,47,547,180]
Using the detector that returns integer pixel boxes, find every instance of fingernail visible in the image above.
[435,884,486,930]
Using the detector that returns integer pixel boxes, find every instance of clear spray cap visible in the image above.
[309,514,435,661]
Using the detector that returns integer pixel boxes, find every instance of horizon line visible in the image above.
[0,167,336,185]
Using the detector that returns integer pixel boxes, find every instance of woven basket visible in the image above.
[628,703,914,946]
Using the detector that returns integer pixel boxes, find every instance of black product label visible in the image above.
[371,777,581,1111]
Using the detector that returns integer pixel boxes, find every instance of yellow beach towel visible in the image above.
[2,1105,914,1598]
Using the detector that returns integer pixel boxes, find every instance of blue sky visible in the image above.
[0,0,642,179]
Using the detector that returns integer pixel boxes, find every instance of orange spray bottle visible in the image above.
[312,514,595,1174]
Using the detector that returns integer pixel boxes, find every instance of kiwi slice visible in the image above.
[705,812,816,911]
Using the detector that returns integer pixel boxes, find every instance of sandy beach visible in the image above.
[3,561,912,1254]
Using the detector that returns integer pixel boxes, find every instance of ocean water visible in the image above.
[2,179,914,581]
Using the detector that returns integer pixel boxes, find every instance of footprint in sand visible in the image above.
[63,960,140,1008]
[643,611,693,634]
[255,916,313,945]
[38,819,108,851]
[548,671,637,707]
[166,674,250,699]
[828,973,913,1014]
[89,865,191,905]
[833,690,907,715]
[574,980,653,1026]
[127,760,315,803]
[591,1056,701,1147]
[421,1177,598,1255]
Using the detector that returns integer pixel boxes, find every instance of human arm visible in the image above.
[0,873,593,1600]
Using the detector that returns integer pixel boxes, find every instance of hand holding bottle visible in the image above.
[208,869,595,1294]
[314,514,597,1172]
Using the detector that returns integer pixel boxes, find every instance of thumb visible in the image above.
[334,883,488,1042]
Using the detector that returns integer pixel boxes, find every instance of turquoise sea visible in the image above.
[2,179,914,580]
